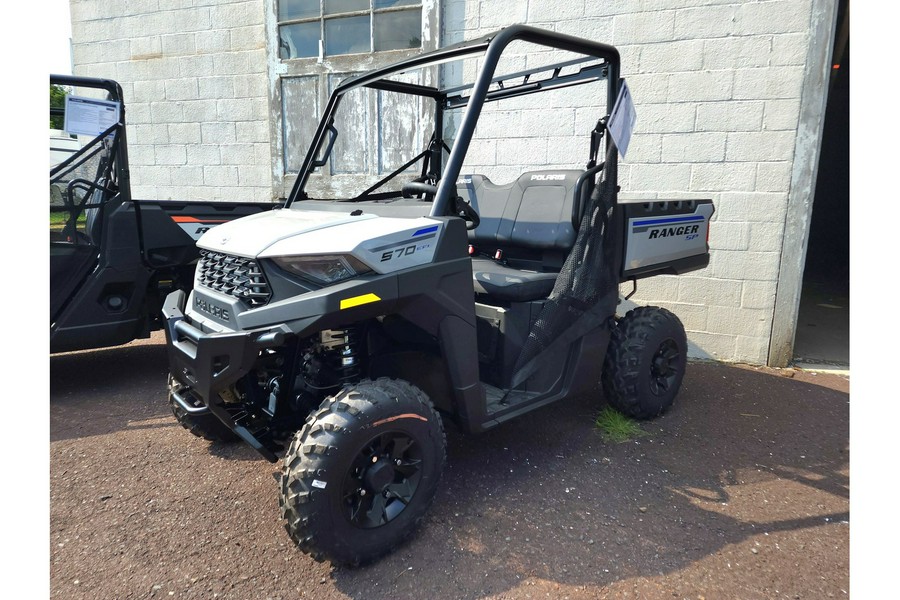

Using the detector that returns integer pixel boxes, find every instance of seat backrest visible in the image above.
[460,170,583,251]
[458,174,513,246]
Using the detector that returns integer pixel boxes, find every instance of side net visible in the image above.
[50,125,119,242]
[511,143,619,387]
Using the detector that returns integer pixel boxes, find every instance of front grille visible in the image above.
[197,250,272,308]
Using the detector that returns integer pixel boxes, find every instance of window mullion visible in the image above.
[278,17,320,26]
[323,9,371,19]
[373,4,423,16]
[278,0,423,60]
[319,0,325,60]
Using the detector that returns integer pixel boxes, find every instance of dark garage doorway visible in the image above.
[793,0,849,367]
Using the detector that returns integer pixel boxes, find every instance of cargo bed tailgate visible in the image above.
[620,199,714,280]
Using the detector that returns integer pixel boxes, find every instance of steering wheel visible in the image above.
[401,180,480,230]
[401,181,437,200]
[453,196,480,230]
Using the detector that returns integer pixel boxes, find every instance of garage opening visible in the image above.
[792,0,849,368]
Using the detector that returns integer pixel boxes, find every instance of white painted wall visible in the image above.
[69,0,273,202]
[442,0,822,364]
[67,0,829,365]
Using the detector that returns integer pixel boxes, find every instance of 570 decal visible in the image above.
[380,243,431,262]
[370,225,439,265]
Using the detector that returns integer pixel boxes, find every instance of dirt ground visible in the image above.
[50,332,849,599]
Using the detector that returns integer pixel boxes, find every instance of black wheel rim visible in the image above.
[341,431,423,529]
[649,338,680,396]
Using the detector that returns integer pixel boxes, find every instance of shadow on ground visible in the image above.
[330,363,849,599]
[50,336,172,442]
[50,336,266,462]
[50,338,848,599]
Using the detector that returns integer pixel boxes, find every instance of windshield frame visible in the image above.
[286,25,621,218]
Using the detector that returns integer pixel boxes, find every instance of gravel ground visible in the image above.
[50,332,849,599]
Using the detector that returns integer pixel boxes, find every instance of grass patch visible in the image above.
[49,211,86,232]
[594,406,648,443]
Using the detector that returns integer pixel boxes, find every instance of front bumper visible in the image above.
[163,289,286,462]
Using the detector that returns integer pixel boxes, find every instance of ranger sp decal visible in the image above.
[632,215,705,241]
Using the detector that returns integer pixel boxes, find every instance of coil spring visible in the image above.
[328,327,361,385]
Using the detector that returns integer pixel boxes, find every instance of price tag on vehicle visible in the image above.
[64,95,121,137]
[607,80,636,158]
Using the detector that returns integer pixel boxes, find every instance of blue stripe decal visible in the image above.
[413,225,439,237]
[632,215,705,227]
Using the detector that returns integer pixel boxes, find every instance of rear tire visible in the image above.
[602,306,687,419]
[167,374,240,443]
[279,378,445,566]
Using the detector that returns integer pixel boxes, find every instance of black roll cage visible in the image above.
[50,74,132,206]
[286,24,621,216]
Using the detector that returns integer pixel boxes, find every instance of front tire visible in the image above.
[279,378,446,566]
[601,306,688,419]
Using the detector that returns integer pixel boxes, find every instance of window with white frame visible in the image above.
[268,0,438,198]
[278,0,423,59]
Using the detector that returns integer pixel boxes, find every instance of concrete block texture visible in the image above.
[445,0,819,365]
[614,11,676,44]
[638,40,705,74]
[68,0,824,364]
[71,0,272,203]
[695,102,764,133]
[677,276,742,308]
[673,5,738,39]
[702,36,773,70]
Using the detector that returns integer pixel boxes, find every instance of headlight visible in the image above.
[270,254,372,285]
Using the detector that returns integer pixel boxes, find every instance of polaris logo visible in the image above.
[530,174,566,181]
[194,296,230,321]
[648,225,700,239]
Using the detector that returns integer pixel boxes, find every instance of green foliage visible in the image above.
[50,84,68,129]
[594,406,648,443]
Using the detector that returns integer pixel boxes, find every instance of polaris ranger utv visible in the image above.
[50,75,280,353]
[163,25,713,565]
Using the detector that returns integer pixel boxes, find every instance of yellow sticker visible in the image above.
[339,293,381,310]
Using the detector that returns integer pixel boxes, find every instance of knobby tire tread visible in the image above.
[279,378,445,566]
[602,306,687,420]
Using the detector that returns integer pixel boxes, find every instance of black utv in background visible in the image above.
[50,75,280,354]
[161,25,714,566]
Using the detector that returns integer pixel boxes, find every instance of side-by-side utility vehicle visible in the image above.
[50,75,280,353]
[163,25,714,565]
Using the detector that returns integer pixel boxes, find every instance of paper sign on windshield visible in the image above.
[63,95,121,137]
[607,80,636,158]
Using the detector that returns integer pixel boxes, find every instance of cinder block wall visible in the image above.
[443,0,820,364]
[69,0,273,202]
[67,0,827,365]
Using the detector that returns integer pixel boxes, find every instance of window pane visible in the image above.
[328,75,369,175]
[324,15,370,55]
[373,9,420,52]
[278,0,319,21]
[374,0,418,8]
[377,75,424,175]
[324,0,367,15]
[279,22,319,59]
[281,77,319,173]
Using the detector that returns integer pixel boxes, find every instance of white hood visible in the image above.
[197,208,377,257]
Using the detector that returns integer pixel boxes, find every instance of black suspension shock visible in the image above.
[328,327,362,385]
